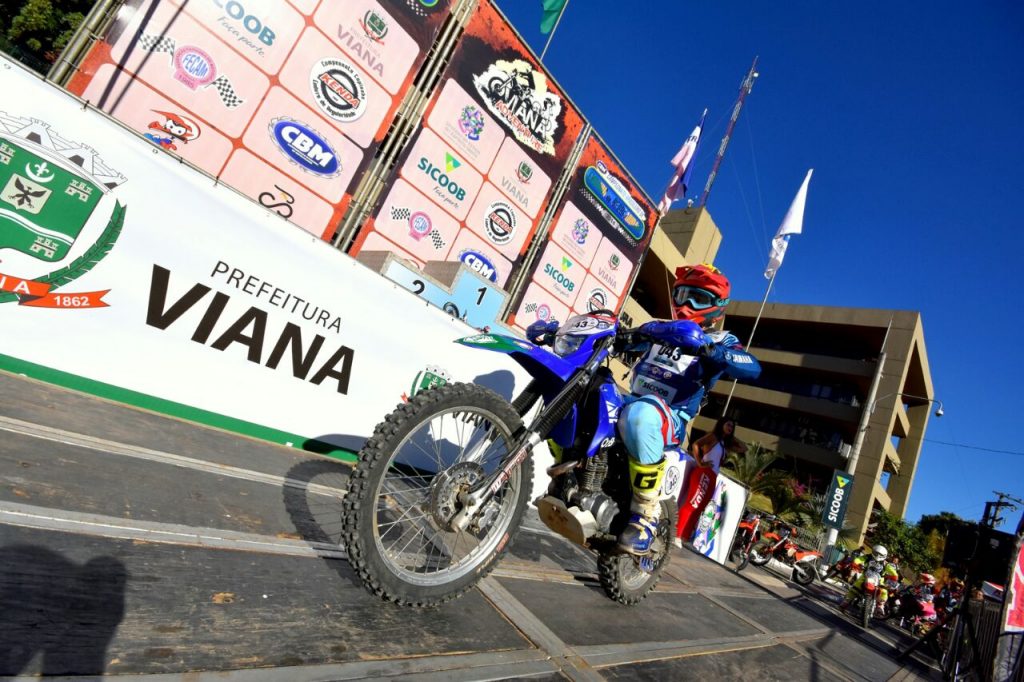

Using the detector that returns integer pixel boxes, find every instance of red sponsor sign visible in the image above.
[1007,542,1024,632]
[352,0,585,286]
[508,132,658,330]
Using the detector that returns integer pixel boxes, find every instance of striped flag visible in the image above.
[764,169,813,279]
[658,109,707,216]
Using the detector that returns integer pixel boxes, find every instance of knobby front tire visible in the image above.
[341,383,533,607]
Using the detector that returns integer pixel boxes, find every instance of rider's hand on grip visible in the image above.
[526,319,559,346]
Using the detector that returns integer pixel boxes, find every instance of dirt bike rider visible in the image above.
[840,544,900,611]
[531,264,761,555]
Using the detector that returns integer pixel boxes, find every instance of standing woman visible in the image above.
[689,417,746,473]
[675,417,747,545]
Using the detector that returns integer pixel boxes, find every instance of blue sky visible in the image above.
[495,0,1024,529]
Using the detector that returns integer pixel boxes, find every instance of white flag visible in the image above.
[764,169,813,279]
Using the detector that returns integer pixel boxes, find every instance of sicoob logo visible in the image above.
[310,58,367,122]
[211,0,277,49]
[417,152,466,200]
[484,200,516,245]
[269,118,341,177]
[543,257,575,294]
[0,114,126,309]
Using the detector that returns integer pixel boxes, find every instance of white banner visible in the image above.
[0,56,528,452]
[690,472,749,565]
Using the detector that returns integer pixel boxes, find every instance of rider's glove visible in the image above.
[526,319,559,346]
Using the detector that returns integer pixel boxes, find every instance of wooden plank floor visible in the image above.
[0,371,939,681]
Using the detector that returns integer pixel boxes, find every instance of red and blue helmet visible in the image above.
[672,264,731,326]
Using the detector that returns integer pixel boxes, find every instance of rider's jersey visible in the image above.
[628,329,761,427]
[856,555,900,581]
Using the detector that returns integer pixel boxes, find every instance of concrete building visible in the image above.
[692,302,935,542]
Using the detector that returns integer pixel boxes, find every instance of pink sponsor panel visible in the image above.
[168,0,306,75]
[398,129,483,221]
[448,229,512,288]
[512,282,571,332]
[374,179,460,261]
[359,231,425,269]
[108,1,268,137]
[531,241,584,306]
[549,200,601,269]
[287,0,320,15]
[219,150,337,237]
[489,136,552,219]
[572,273,617,315]
[316,0,419,95]
[591,236,632,296]
[277,26,391,149]
[427,79,504,174]
[463,182,532,260]
[242,86,362,203]
[81,66,234,172]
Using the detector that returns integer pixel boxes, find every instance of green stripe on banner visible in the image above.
[0,353,357,463]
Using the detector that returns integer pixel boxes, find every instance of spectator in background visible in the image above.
[688,417,747,474]
[674,417,750,547]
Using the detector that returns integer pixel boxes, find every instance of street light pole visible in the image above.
[824,319,891,551]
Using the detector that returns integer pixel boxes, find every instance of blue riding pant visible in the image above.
[617,396,684,464]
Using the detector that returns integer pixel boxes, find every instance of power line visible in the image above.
[924,438,1024,457]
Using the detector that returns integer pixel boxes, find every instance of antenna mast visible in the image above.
[698,57,759,207]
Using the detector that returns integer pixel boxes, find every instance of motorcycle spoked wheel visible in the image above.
[342,383,533,607]
[730,532,751,571]
[861,596,874,629]
[747,540,773,566]
[734,545,751,572]
[598,499,677,605]
[792,560,817,585]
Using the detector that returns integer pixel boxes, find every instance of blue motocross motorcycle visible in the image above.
[342,311,692,606]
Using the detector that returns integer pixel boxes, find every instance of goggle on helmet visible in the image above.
[671,263,731,325]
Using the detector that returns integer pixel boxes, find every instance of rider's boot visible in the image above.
[617,458,666,555]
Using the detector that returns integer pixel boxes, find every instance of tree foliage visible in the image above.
[1,0,91,72]
[866,509,940,574]
[722,443,786,495]
[918,511,966,537]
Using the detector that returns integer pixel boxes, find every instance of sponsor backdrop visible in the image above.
[509,132,659,332]
[64,0,452,240]
[350,0,585,291]
[0,54,530,453]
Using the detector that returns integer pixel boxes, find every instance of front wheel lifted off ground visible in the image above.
[598,499,677,605]
[342,382,533,607]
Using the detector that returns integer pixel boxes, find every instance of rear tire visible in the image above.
[342,383,532,607]
[793,560,817,585]
[598,499,677,605]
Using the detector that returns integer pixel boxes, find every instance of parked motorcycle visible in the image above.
[730,510,768,571]
[341,312,692,607]
[822,549,865,584]
[883,585,938,635]
[748,524,822,585]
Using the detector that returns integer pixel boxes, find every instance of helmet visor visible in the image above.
[673,285,718,310]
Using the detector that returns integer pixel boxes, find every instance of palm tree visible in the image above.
[799,492,861,549]
[721,443,783,495]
